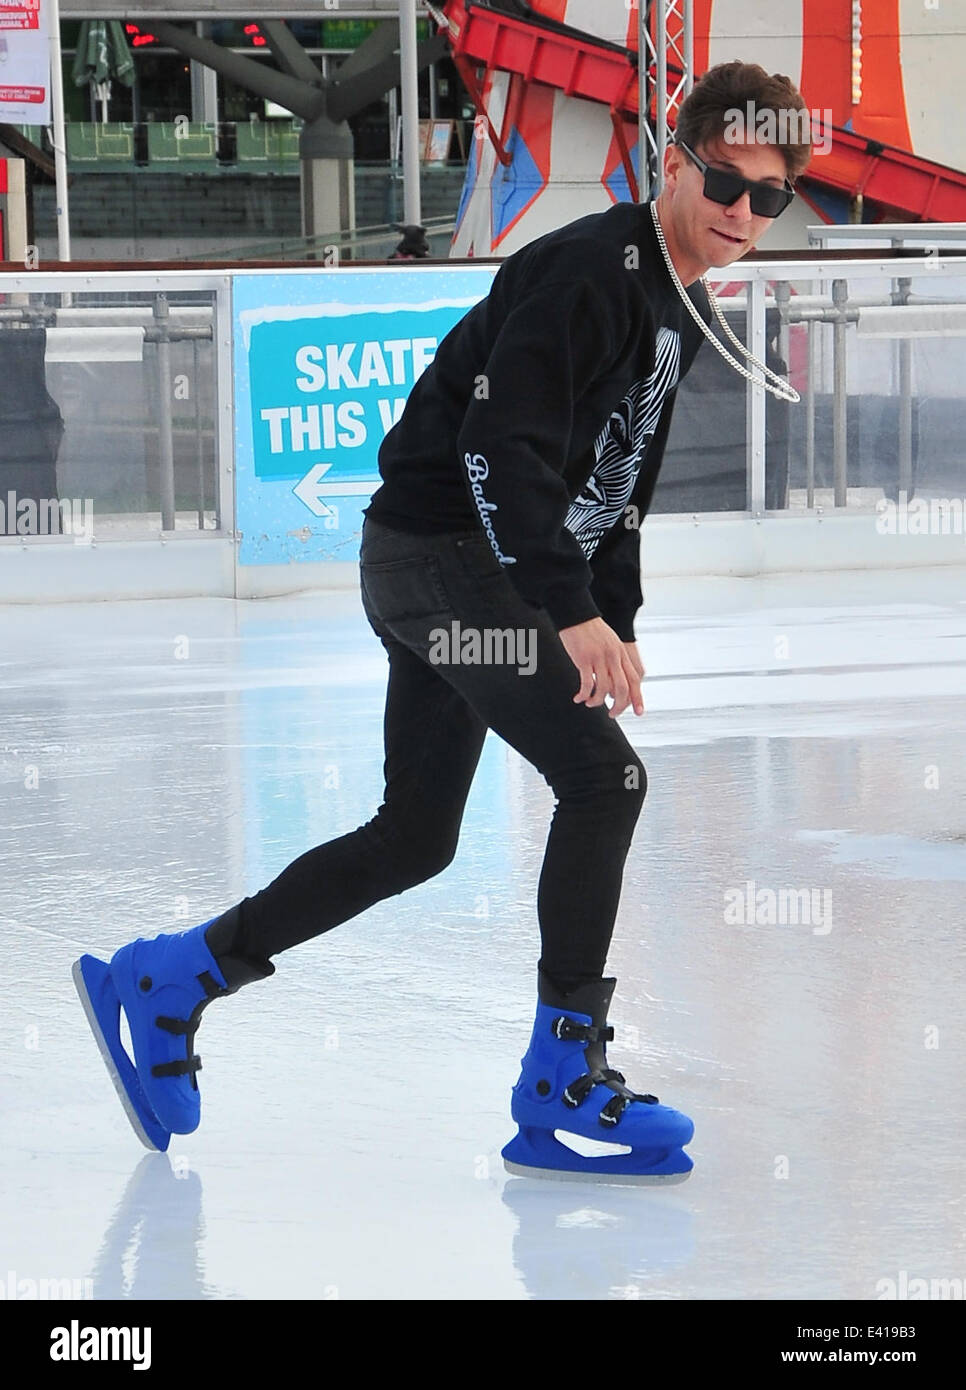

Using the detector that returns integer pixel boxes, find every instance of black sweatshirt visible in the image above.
[364,198,712,640]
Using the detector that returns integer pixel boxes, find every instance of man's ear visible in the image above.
[663,140,684,191]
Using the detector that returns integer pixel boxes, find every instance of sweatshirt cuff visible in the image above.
[609,611,639,643]
[542,587,603,633]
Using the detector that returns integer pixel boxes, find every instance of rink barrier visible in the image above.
[1,250,966,603]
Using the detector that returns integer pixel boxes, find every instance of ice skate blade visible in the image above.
[503,1158,692,1186]
[72,955,171,1153]
[503,1125,693,1185]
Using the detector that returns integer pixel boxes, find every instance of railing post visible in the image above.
[154,293,176,531]
[806,317,817,509]
[746,277,767,514]
[193,338,205,529]
[896,276,913,500]
[214,277,235,539]
[774,280,792,508]
[832,278,849,507]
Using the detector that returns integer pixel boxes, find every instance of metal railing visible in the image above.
[180,215,458,264]
[694,251,966,517]
[808,224,966,249]
[0,273,231,543]
[1,248,965,560]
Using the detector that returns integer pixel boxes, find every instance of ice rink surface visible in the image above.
[1,565,965,1301]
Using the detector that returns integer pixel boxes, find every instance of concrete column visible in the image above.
[299,115,355,243]
[399,0,421,225]
[191,22,219,125]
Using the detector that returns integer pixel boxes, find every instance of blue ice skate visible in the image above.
[73,917,270,1150]
[502,972,694,1185]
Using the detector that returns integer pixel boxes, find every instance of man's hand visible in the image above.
[558,617,646,718]
[622,638,646,684]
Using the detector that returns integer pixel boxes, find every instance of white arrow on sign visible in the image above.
[292,462,377,518]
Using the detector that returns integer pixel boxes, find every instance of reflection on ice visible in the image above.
[91,1155,212,1301]
[503,1179,694,1300]
[798,829,966,879]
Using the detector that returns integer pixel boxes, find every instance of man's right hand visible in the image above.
[558,617,645,719]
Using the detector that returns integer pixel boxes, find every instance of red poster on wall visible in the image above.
[0,0,41,32]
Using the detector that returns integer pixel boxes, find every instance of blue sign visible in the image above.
[233,267,497,565]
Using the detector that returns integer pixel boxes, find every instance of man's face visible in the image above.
[664,133,789,267]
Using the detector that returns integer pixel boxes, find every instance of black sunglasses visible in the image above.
[676,139,795,218]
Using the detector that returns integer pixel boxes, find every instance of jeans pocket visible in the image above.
[359,553,452,624]
[454,532,509,583]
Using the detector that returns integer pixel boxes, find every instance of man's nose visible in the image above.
[726,189,754,219]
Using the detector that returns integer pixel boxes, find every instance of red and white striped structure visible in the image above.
[443,0,966,256]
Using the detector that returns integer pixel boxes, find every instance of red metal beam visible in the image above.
[807,129,966,223]
[446,0,640,113]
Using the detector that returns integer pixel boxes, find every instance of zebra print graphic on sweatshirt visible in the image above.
[565,325,681,557]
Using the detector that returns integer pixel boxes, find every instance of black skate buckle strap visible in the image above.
[561,1073,596,1109]
[599,1094,629,1127]
[598,1079,660,1128]
[552,1015,614,1044]
[149,977,226,1090]
[155,1016,190,1036]
[152,1055,202,1079]
[198,970,228,1000]
[563,1066,662,1118]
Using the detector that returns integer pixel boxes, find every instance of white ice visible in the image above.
[1,566,964,1300]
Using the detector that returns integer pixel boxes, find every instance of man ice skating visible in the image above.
[74,62,812,1181]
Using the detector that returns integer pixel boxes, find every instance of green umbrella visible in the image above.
[72,20,135,123]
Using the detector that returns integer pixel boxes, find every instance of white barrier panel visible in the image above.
[44,327,146,362]
[855,304,966,337]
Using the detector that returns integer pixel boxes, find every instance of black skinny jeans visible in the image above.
[211,515,647,990]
